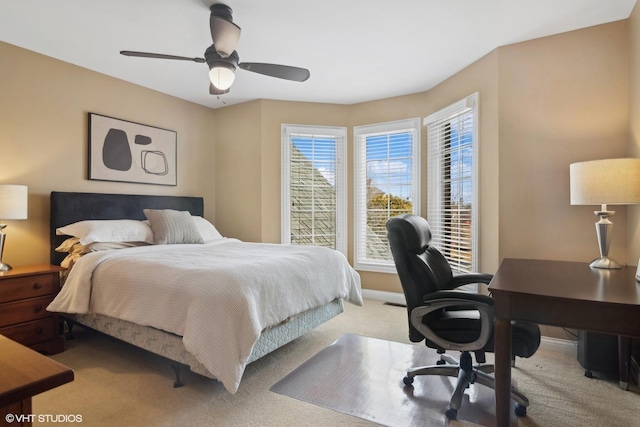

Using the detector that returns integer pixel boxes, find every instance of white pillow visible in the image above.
[192,216,224,242]
[56,219,154,245]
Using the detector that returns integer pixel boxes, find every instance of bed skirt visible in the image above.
[62,298,344,379]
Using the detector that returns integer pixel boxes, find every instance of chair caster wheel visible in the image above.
[514,403,527,417]
[403,376,414,386]
[445,405,457,420]
[584,369,594,378]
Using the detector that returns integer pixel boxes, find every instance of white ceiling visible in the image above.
[0,0,636,109]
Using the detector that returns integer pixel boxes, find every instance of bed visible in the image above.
[47,191,362,393]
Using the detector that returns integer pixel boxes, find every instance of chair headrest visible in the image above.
[386,214,432,254]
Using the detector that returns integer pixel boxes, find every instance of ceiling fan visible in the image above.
[120,3,310,95]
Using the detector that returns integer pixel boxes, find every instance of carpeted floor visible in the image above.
[33,299,639,426]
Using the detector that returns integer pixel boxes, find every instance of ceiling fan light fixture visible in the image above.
[206,47,239,91]
[209,63,236,90]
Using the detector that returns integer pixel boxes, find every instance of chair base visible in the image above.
[403,351,529,420]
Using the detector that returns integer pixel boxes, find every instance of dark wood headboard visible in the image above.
[50,191,204,265]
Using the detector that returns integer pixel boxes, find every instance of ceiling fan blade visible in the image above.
[120,51,205,63]
[209,4,241,58]
[238,63,310,82]
[210,84,230,95]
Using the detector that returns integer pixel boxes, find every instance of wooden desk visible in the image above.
[0,335,73,426]
[489,259,640,427]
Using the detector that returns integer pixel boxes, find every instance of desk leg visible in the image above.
[618,336,631,390]
[494,317,512,427]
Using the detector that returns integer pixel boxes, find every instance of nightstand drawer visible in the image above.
[0,317,57,346]
[0,296,55,327]
[0,274,57,303]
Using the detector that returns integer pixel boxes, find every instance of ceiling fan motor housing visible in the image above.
[205,45,239,71]
[210,4,234,21]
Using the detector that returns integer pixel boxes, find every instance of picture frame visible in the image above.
[88,113,177,186]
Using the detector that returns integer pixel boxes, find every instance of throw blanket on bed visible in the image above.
[48,239,362,393]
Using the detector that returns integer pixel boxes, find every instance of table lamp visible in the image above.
[570,158,640,269]
[0,185,28,271]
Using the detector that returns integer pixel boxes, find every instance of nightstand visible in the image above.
[0,265,65,354]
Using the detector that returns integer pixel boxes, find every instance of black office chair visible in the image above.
[386,214,540,420]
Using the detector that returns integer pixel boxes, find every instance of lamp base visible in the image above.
[0,227,9,271]
[589,257,621,270]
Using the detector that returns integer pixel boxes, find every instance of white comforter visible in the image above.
[48,239,362,393]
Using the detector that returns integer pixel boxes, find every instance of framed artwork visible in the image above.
[88,113,177,186]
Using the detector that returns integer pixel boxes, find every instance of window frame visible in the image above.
[281,124,347,255]
[353,118,421,273]
[424,93,479,273]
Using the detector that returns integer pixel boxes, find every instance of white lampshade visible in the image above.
[570,158,640,206]
[209,65,236,91]
[0,185,28,219]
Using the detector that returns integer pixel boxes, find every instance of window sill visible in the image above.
[354,261,398,274]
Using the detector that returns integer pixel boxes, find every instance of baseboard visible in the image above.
[362,289,577,356]
[539,336,576,356]
[361,289,407,306]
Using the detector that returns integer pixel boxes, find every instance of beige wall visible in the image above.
[0,41,217,267]
[213,101,263,241]
[498,22,630,264]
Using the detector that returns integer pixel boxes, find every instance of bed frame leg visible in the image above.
[62,318,75,340]
[171,364,184,388]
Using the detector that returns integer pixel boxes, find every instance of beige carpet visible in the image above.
[33,300,639,426]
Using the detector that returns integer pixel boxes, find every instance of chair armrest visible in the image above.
[411,291,495,352]
[450,272,493,288]
[423,290,494,305]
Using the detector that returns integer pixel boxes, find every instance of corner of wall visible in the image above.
[628,3,640,265]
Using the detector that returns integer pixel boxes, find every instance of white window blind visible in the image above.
[281,125,347,255]
[354,118,421,273]
[425,93,478,273]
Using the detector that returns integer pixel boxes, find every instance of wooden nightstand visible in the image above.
[0,265,65,355]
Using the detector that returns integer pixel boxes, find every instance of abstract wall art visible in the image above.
[88,113,177,186]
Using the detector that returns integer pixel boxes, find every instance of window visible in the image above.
[424,93,478,273]
[281,125,347,255]
[354,118,421,272]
